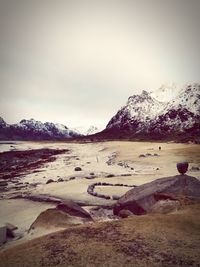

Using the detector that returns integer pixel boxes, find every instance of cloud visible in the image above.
[0,0,200,129]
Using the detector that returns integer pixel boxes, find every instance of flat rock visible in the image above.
[113,175,200,216]
[56,200,93,220]
[29,208,87,232]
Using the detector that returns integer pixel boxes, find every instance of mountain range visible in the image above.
[0,118,80,140]
[0,83,199,142]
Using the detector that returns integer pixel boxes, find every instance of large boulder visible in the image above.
[113,175,200,216]
[56,200,93,220]
[29,208,88,232]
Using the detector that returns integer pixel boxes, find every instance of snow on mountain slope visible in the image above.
[86,126,99,135]
[105,83,200,140]
[163,83,200,114]
[0,118,80,140]
[150,84,181,102]
[106,90,164,131]
[126,90,164,120]
[71,125,101,136]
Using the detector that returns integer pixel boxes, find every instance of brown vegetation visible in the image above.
[1,204,200,267]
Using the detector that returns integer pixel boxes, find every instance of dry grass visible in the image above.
[1,204,200,267]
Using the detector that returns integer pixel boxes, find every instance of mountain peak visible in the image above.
[105,83,200,141]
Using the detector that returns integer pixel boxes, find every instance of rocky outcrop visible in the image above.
[113,175,200,216]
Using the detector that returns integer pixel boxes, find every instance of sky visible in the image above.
[0,0,200,132]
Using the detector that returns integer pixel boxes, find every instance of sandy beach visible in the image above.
[0,141,200,247]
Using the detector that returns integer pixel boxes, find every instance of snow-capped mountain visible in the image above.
[71,125,100,136]
[103,83,200,141]
[86,126,99,135]
[0,118,80,140]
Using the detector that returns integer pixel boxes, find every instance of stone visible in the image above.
[106,174,115,178]
[6,228,15,238]
[74,167,82,171]
[146,153,152,156]
[190,166,200,171]
[56,200,92,220]
[0,181,8,187]
[5,223,18,231]
[113,175,200,216]
[57,178,64,182]
[139,154,146,158]
[29,208,87,232]
[46,179,54,184]
[150,199,181,214]
[177,162,189,175]
[0,226,7,245]
[118,209,133,218]
[112,195,120,200]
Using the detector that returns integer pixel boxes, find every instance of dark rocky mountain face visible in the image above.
[0,117,6,128]
[100,83,200,142]
[0,118,80,140]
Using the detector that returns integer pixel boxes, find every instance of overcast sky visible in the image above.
[0,0,200,131]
